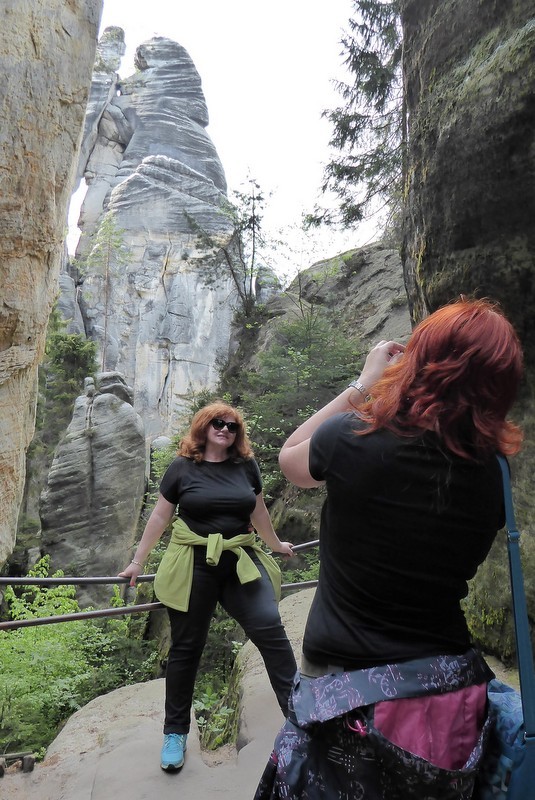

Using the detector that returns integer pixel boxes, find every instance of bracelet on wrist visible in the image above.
[131,559,143,567]
[348,379,371,402]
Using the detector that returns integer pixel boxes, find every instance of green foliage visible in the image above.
[193,610,243,749]
[309,0,404,227]
[150,441,179,486]
[0,557,158,755]
[462,545,517,664]
[226,294,361,498]
[32,309,97,453]
[282,551,320,586]
[193,678,234,748]
[46,333,97,395]
[85,211,131,274]
[193,646,243,750]
[194,693,234,750]
[197,607,243,689]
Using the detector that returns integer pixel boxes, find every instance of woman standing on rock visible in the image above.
[254,297,524,799]
[120,402,296,772]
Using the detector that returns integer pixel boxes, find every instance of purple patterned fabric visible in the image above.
[292,650,492,728]
[253,651,493,800]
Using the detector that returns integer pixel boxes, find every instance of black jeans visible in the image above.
[163,547,297,734]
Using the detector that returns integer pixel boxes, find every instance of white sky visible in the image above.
[70,0,381,269]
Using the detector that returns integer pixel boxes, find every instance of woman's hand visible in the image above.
[118,561,144,587]
[278,338,407,489]
[359,339,405,391]
[272,541,295,558]
[251,494,297,556]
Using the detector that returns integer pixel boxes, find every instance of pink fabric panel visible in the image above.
[373,683,487,770]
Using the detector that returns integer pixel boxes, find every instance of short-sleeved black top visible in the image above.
[159,456,262,536]
[305,412,504,669]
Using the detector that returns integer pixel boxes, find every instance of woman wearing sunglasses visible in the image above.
[119,401,296,772]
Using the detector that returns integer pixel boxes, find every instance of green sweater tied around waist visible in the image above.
[153,517,282,612]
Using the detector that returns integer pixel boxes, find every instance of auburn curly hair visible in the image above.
[359,297,523,459]
[178,402,254,462]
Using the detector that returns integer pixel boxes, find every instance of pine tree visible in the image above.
[310,0,404,228]
[186,177,274,320]
[84,212,131,370]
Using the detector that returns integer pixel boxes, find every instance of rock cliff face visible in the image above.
[39,373,146,606]
[74,30,240,439]
[0,0,103,566]
[401,0,535,337]
[257,245,411,357]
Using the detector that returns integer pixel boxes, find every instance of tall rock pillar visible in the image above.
[75,35,239,439]
[0,0,103,565]
[401,0,535,341]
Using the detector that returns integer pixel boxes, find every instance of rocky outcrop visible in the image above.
[401,0,535,337]
[40,373,146,606]
[0,0,103,566]
[255,244,411,361]
[73,31,240,439]
[57,271,86,335]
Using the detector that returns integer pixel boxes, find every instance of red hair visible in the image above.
[360,298,523,458]
[178,401,254,462]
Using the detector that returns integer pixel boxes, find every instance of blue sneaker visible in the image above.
[160,733,187,770]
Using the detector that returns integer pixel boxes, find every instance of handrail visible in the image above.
[0,539,319,588]
[0,574,156,587]
[0,602,165,629]
[0,539,320,631]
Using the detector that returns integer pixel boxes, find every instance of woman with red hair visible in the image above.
[254,297,523,800]
[120,402,296,773]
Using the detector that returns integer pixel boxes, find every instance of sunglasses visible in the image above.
[210,418,239,433]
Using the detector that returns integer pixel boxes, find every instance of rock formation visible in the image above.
[26,29,247,587]
[247,244,410,373]
[401,0,535,336]
[40,373,146,606]
[57,270,86,336]
[1,27,261,588]
[0,0,103,566]
[73,30,241,439]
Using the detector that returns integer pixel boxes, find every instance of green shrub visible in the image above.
[0,557,158,755]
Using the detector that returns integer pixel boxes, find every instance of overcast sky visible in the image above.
[71,1,379,267]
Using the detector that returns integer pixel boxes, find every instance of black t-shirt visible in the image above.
[305,412,504,669]
[159,456,262,536]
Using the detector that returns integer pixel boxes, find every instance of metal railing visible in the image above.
[0,539,319,631]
